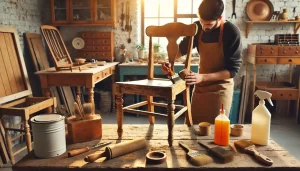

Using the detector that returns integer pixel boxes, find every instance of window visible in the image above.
[141,0,202,49]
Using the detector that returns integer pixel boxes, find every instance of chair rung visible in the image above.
[6,128,25,132]
[123,108,168,118]
[124,101,148,109]
[13,146,28,156]
[11,133,25,141]
[152,102,185,109]
[174,106,187,120]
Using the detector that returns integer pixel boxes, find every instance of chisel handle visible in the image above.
[68,147,90,157]
[84,151,107,163]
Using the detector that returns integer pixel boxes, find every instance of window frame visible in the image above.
[141,0,199,45]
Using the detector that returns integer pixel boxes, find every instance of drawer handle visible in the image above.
[284,51,286,54]
[296,51,299,54]
[271,47,273,50]
[280,94,284,96]
[264,59,268,62]
[102,54,105,56]
[289,47,292,50]
[288,59,293,62]
[261,51,263,53]
[271,51,274,54]
[96,76,100,79]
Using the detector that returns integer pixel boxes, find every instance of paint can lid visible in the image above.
[31,114,64,123]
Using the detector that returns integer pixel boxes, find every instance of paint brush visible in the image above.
[179,142,213,166]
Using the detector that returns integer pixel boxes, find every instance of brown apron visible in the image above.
[191,20,234,124]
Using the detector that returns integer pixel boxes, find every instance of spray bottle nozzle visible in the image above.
[254,90,273,106]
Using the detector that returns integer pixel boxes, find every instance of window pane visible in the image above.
[159,18,174,25]
[145,0,159,17]
[177,18,193,24]
[177,0,192,14]
[192,0,202,14]
[160,0,174,17]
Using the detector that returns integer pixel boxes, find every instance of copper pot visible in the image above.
[246,0,274,21]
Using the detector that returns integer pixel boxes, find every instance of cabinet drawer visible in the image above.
[256,45,278,56]
[272,90,298,100]
[81,32,111,39]
[80,46,111,52]
[93,72,103,82]
[85,39,111,45]
[277,58,300,64]
[278,46,300,56]
[102,68,111,78]
[256,57,277,64]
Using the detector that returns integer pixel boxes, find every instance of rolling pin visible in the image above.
[84,137,147,163]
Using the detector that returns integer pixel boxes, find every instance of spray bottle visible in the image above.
[214,104,230,146]
[251,90,273,145]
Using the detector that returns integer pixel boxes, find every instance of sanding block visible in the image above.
[198,141,234,163]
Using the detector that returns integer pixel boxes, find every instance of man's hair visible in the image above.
[198,0,224,20]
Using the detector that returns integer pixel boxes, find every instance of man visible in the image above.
[162,0,242,123]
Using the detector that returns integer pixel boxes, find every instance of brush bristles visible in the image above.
[189,154,213,166]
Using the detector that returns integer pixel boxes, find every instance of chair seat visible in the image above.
[115,78,186,97]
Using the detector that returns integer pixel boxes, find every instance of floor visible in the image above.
[1,111,300,170]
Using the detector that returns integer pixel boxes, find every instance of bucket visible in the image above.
[30,114,66,158]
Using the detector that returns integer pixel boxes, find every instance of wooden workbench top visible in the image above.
[35,62,119,75]
[13,124,300,171]
[119,62,199,66]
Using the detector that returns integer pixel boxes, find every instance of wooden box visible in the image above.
[66,114,102,144]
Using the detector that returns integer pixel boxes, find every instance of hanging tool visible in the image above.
[120,2,125,31]
[125,1,129,31]
[231,0,236,19]
[68,141,111,157]
[127,16,132,43]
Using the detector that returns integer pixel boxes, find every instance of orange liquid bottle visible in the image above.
[214,104,230,146]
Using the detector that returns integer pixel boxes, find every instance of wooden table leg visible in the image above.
[116,94,124,138]
[43,88,52,113]
[87,88,94,104]
[111,75,116,112]
[3,119,14,164]
[167,99,175,147]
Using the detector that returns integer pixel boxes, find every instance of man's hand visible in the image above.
[185,72,204,85]
[161,62,171,74]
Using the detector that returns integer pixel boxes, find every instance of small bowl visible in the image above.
[146,151,167,164]
[199,122,211,136]
[75,58,86,65]
[230,124,244,137]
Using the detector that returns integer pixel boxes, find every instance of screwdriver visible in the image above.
[68,141,112,157]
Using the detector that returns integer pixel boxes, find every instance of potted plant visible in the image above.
[154,43,161,53]
[136,44,146,58]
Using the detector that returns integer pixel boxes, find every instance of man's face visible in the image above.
[199,18,218,32]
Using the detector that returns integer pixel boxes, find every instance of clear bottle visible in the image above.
[251,90,273,145]
[214,104,230,146]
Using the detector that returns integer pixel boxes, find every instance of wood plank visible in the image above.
[0,33,12,95]
[4,33,24,92]
[0,120,9,164]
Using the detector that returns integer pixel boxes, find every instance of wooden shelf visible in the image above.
[246,20,300,38]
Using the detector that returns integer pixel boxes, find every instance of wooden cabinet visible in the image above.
[76,32,114,62]
[247,44,300,123]
[50,0,117,27]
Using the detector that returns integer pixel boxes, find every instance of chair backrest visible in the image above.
[146,22,198,79]
[40,25,73,70]
[0,26,32,104]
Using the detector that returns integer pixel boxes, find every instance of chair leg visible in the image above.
[183,86,193,126]
[116,94,124,138]
[24,116,32,152]
[4,127,15,164]
[167,99,175,147]
[147,96,155,124]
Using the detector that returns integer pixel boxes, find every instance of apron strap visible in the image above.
[199,20,225,47]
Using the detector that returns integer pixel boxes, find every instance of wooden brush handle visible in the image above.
[68,147,90,157]
[245,146,273,166]
[179,142,191,152]
[84,151,107,163]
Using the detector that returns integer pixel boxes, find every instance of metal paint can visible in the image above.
[31,114,66,158]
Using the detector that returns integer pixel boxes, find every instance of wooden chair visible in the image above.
[115,23,198,146]
[40,25,90,71]
[0,27,56,164]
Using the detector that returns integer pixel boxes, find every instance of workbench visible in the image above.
[13,124,300,171]
[35,62,119,107]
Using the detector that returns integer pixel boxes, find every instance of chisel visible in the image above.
[68,141,111,157]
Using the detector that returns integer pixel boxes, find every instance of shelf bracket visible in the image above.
[294,22,300,34]
[246,23,253,38]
